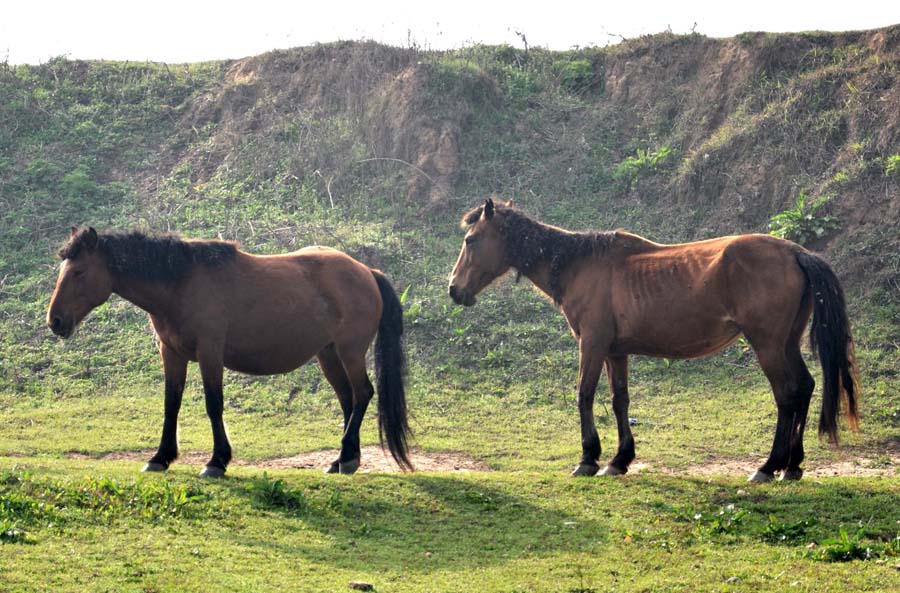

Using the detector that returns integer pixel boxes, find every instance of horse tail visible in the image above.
[371,270,413,470]
[795,250,860,444]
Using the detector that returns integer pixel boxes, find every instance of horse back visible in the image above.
[585,233,807,358]
[238,246,383,338]
[159,247,382,374]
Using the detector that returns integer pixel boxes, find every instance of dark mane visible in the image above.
[463,204,615,304]
[59,229,238,282]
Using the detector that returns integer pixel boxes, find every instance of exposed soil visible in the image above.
[66,446,493,473]
[144,30,900,290]
[61,448,900,477]
[629,452,900,479]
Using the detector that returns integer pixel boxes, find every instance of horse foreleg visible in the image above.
[572,342,605,476]
[197,345,232,478]
[143,345,187,472]
[603,355,635,475]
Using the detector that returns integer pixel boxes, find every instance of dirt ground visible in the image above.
[68,446,492,473]
[629,453,900,479]
[65,447,900,477]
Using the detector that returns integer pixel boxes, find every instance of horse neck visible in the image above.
[111,274,176,320]
[506,216,606,304]
[519,260,556,301]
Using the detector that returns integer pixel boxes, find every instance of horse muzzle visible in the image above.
[448,284,476,307]
[48,314,75,338]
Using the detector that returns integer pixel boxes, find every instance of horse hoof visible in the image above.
[339,458,360,475]
[325,461,341,474]
[141,461,168,472]
[600,465,627,476]
[571,463,600,477]
[780,469,803,481]
[199,465,226,479]
[748,470,775,483]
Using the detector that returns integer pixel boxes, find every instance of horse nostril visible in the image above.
[449,285,459,299]
[50,316,63,333]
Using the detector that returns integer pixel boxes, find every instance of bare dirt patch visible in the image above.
[62,448,900,478]
[629,452,900,479]
[67,446,492,473]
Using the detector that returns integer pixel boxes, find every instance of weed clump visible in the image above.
[769,191,839,245]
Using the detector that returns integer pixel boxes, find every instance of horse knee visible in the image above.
[581,434,601,462]
[799,373,815,398]
[576,390,595,411]
[611,392,629,414]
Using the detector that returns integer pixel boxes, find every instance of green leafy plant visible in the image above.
[768,191,839,245]
[692,504,748,537]
[613,146,675,188]
[0,518,26,544]
[400,284,424,323]
[883,534,900,557]
[885,154,900,177]
[247,473,308,513]
[762,514,816,544]
[812,527,872,562]
[556,59,593,93]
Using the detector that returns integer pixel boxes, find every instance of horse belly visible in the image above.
[223,319,330,375]
[613,305,740,359]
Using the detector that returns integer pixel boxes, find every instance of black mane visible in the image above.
[59,229,238,282]
[462,204,615,304]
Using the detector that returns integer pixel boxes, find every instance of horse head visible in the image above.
[448,198,514,306]
[47,227,114,338]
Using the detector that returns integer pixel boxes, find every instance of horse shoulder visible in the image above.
[559,257,617,342]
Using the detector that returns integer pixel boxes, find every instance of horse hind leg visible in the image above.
[334,343,375,475]
[317,344,354,474]
[781,349,814,481]
[747,338,812,483]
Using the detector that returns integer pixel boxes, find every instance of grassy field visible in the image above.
[2,35,900,592]
[1,460,899,592]
[2,310,899,592]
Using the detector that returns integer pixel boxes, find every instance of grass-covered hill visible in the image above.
[1,27,899,593]
[2,26,898,411]
[2,23,899,451]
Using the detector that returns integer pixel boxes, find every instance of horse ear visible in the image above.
[483,198,494,220]
[85,227,99,250]
[71,226,79,238]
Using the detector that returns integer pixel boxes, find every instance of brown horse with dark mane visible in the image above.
[449,199,859,482]
[48,227,412,477]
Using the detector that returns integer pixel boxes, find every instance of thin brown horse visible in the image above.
[47,227,412,477]
[449,199,859,482]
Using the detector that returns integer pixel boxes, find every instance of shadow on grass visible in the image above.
[633,474,900,543]
[217,473,609,572]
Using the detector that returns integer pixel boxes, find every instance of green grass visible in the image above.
[2,461,899,593]
[2,37,900,592]
[2,326,899,592]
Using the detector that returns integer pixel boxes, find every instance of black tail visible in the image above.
[372,270,413,470]
[795,250,860,444]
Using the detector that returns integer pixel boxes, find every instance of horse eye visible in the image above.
[73,269,85,278]
[465,235,478,246]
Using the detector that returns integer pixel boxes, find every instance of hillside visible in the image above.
[1,28,898,440]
